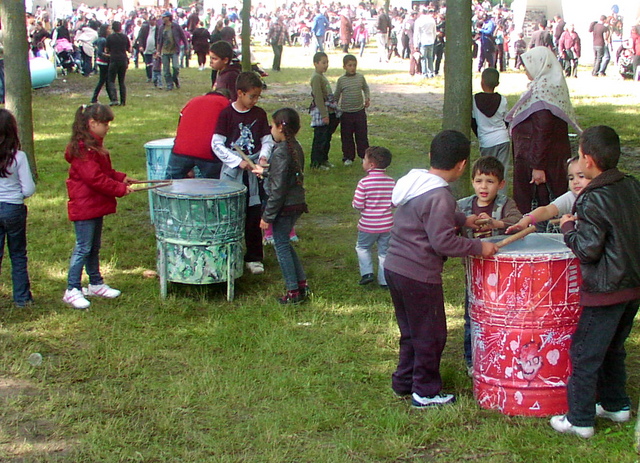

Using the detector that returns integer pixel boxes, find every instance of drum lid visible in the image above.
[144,138,175,148]
[156,178,247,197]
[484,233,574,257]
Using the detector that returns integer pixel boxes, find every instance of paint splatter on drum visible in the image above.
[153,179,247,301]
[467,233,582,416]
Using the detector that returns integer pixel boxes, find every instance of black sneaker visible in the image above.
[299,285,311,300]
[359,273,374,285]
[173,77,180,89]
[411,393,456,408]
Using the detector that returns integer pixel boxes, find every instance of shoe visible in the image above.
[595,403,630,423]
[173,77,180,89]
[289,234,299,242]
[245,262,265,275]
[278,289,303,304]
[262,236,274,246]
[299,284,311,300]
[467,365,474,377]
[549,415,594,438]
[359,273,374,285]
[343,159,353,166]
[411,392,456,408]
[15,299,34,308]
[83,284,121,298]
[320,161,334,168]
[63,288,90,310]
[146,78,152,83]
[109,101,120,106]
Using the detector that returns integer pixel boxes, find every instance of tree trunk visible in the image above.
[240,0,251,72]
[442,0,472,198]
[0,0,37,179]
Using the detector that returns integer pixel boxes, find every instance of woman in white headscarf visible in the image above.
[506,46,581,214]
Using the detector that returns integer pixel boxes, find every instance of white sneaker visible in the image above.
[411,392,456,408]
[245,262,265,275]
[343,159,353,166]
[83,284,121,298]
[63,288,90,310]
[595,403,631,422]
[549,415,594,438]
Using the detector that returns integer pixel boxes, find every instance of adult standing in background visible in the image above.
[553,15,565,48]
[311,8,329,53]
[529,19,554,50]
[156,11,187,91]
[558,24,581,78]
[590,15,608,77]
[267,15,289,72]
[105,21,131,107]
[75,20,99,77]
[91,24,111,104]
[632,19,640,80]
[0,30,4,105]
[191,21,211,71]
[506,47,581,215]
[376,7,392,63]
[413,8,436,77]
[477,13,495,71]
[340,8,353,54]
[136,16,157,83]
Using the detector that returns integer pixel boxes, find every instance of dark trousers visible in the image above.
[143,53,154,79]
[310,113,339,167]
[434,44,444,74]
[91,64,109,103]
[106,60,127,105]
[245,204,263,263]
[0,59,5,104]
[566,300,639,426]
[165,152,222,179]
[271,43,283,71]
[80,50,93,76]
[340,109,369,161]
[386,269,447,398]
[0,203,32,304]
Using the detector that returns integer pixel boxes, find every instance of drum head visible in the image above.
[485,233,573,257]
[156,178,246,198]
[144,138,175,149]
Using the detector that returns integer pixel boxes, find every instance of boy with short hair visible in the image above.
[213,71,273,275]
[551,126,640,438]
[335,54,370,166]
[457,156,521,372]
[471,68,511,186]
[385,130,498,408]
[309,51,340,169]
[210,40,241,101]
[352,146,395,287]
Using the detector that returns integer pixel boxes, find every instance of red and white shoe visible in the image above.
[63,288,90,310]
[83,284,121,298]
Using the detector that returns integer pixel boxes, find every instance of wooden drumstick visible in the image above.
[132,182,171,192]
[130,179,173,184]
[475,218,492,226]
[496,226,536,249]
[232,145,257,169]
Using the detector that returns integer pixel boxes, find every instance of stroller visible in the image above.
[54,38,79,75]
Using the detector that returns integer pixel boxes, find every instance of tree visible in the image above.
[442,0,472,197]
[240,0,251,71]
[0,0,37,178]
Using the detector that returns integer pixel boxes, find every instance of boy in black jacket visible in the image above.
[552,126,640,438]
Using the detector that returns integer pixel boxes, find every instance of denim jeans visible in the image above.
[421,43,434,76]
[165,153,222,179]
[0,203,32,304]
[162,53,180,89]
[592,46,604,75]
[566,300,639,426]
[67,217,104,290]
[355,231,390,285]
[599,46,611,75]
[272,213,305,290]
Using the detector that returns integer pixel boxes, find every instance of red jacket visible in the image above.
[172,92,230,161]
[65,138,128,221]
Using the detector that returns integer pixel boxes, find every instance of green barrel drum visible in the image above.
[153,179,247,301]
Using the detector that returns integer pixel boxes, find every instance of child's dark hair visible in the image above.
[272,108,303,184]
[236,71,263,93]
[579,125,620,171]
[67,104,114,159]
[365,146,392,169]
[313,51,327,64]
[430,130,471,170]
[343,54,357,66]
[472,156,504,182]
[0,109,21,178]
[481,68,500,89]
[112,20,122,32]
[209,40,233,61]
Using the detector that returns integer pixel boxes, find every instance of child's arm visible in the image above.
[352,179,366,211]
[479,198,522,232]
[506,203,560,233]
[311,74,330,124]
[73,158,130,198]
[17,153,36,199]
[212,134,246,170]
[362,75,370,109]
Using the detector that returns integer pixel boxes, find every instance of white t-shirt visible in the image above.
[551,190,577,216]
[0,151,36,204]
[472,94,510,148]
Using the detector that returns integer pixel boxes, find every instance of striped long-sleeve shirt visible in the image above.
[352,168,395,233]
[335,72,370,113]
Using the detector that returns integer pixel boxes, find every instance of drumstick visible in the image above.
[496,226,536,249]
[132,182,171,192]
[130,179,173,184]
[232,145,257,169]
[548,218,561,225]
[475,218,492,226]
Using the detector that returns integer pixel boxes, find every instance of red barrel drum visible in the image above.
[467,233,582,416]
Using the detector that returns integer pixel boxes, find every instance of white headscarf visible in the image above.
[505,47,581,134]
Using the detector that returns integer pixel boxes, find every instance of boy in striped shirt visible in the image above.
[352,146,395,287]
[335,54,370,166]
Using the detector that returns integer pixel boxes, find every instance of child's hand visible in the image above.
[506,217,531,234]
[321,116,329,125]
[258,156,269,166]
[123,176,137,185]
[464,214,480,229]
[124,186,134,195]
[364,98,370,108]
[252,165,265,176]
[259,219,269,230]
[238,160,251,171]
[480,241,499,257]
[559,214,576,227]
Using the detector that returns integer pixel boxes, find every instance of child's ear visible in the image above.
[498,179,506,190]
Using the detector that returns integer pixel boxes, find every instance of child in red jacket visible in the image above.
[62,104,135,309]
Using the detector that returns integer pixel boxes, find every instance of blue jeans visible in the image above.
[165,152,222,179]
[67,217,104,290]
[566,300,639,426]
[355,230,390,285]
[272,213,305,290]
[421,44,434,76]
[162,53,180,89]
[0,203,32,304]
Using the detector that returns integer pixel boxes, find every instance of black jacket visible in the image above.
[262,140,306,223]
[563,169,640,306]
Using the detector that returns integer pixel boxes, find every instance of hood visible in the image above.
[392,169,449,206]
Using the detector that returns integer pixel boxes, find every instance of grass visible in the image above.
[1,44,640,461]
